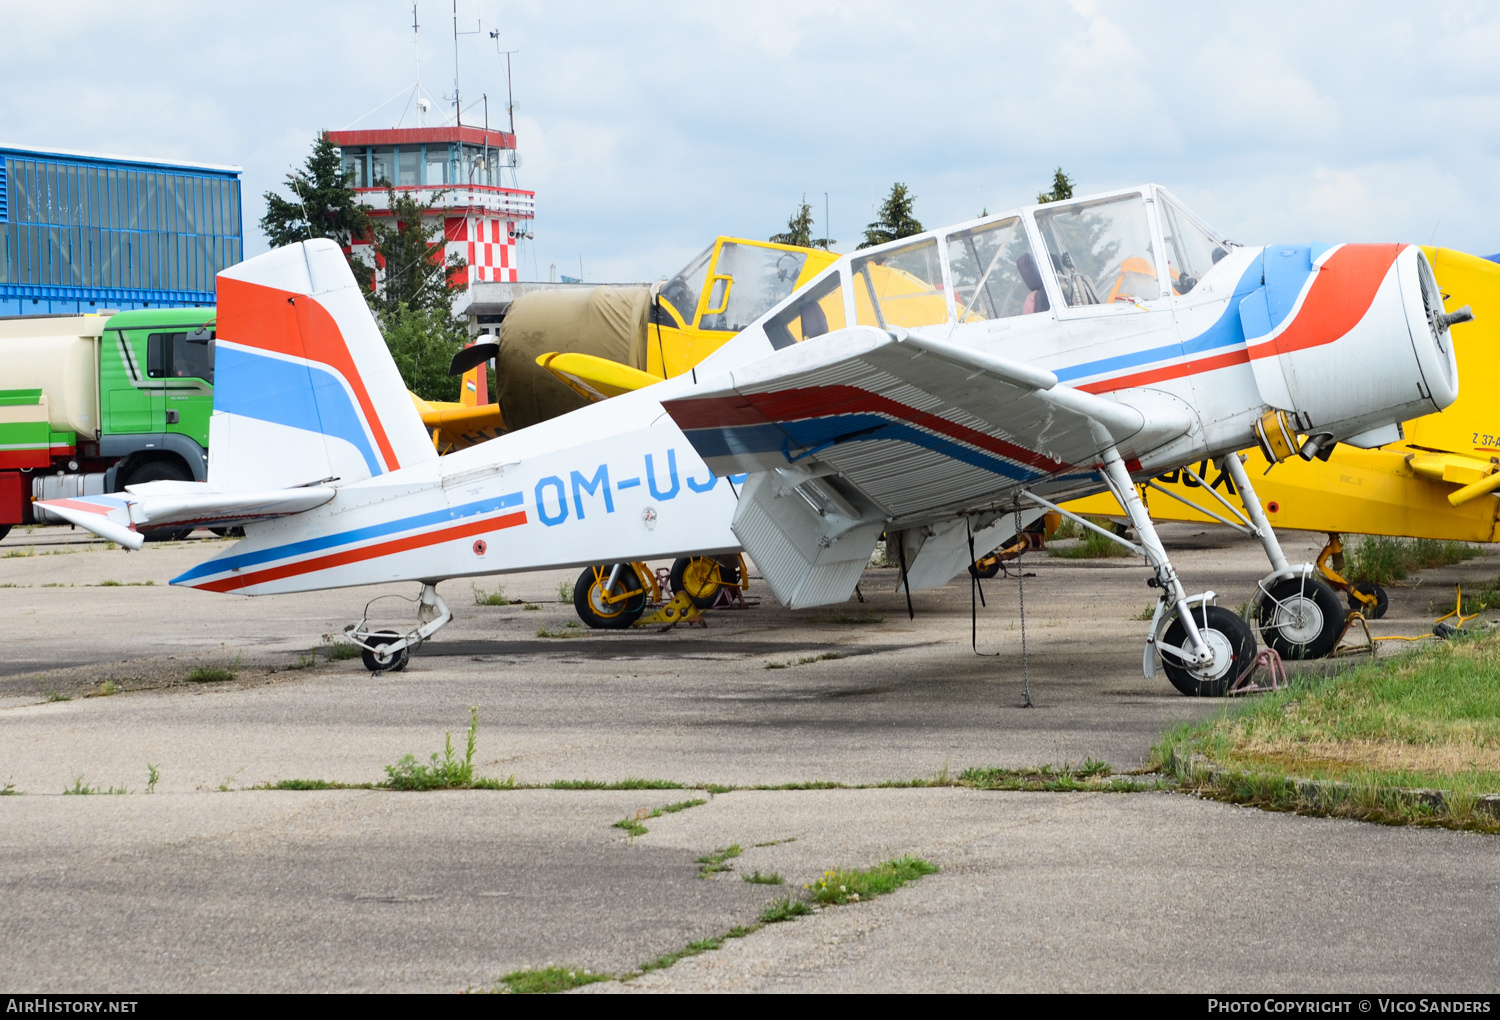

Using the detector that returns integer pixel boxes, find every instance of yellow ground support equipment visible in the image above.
[571,555,750,630]
[1063,246,1500,639]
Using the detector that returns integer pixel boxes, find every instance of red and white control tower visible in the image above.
[327,126,534,285]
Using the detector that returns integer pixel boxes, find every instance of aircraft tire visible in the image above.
[361,630,410,673]
[968,557,1001,579]
[1256,577,1344,660]
[1160,605,1257,697]
[1348,582,1389,620]
[670,556,735,609]
[574,564,647,629]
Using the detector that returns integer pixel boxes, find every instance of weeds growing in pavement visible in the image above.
[88,680,119,697]
[384,706,485,790]
[145,764,160,794]
[612,798,707,837]
[806,609,885,625]
[489,966,612,994]
[758,897,813,923]
[1346,536,1481,586]
[742,871,784,885]
[807,856,938,905]
[44,689,70,702]
[65,774,128,795]
[557,579,575,602]
[472,583,509,606]
[185,666,235,683]
[696,844,743,878]
[1,783,18,795]
[1048,517,1131,559]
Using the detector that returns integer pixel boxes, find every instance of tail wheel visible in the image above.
[968,556,1001,579]
[1256,577,1344,660]
[670,556,736,609]
[1160,605,1257,697]
[574,564,647,629]
[361,630,410,673]
[1348,582,1389,620]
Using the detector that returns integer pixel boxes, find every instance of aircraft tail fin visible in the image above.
[209,239,437,492]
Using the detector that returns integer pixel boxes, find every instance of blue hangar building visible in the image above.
[0,143,243,316]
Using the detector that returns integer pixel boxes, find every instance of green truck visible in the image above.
[0,308,217,541]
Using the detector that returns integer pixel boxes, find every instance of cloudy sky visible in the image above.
[6,1,1499,281]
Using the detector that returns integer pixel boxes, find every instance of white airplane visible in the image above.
[40,184,1466,695]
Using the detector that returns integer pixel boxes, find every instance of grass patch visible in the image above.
[270,779,341,790]
[472,582,508,606]
[44,689,71,702]
[808,856,938,905]
[549,777,685,790]
[523,603,541,611]
[383,706,514,791]
[87,680,119,697]
[185,666,236,683]
[1346,536,1482,586]
[1151,632,1500,830]
[97,579,122,586]
[1048,517,1130,558]
[806,610,885,625]
[612,798,707,837]
[763,661,788,669]
[742,870,784,885]
[1,783,19,795]
[64,774,128,795]
[536,626,583,639]
[696,844,742,878]
[557,579,574,602]
[491,966,611,994]
[3,546,34,558]
[1133,603,1157,621]
[326,643,361,661]
[758,897,813,923]
[145,764,159,794]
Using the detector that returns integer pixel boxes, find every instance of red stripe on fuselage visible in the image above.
[217,276,402,472]
[192,510,527,593]
[1248,243,1404,361]
[1078,348,1251,394]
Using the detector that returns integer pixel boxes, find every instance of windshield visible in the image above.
[1159,198,1229,295]
[1033,193,1161,307]
[699,243,809,333]
[659,244,714,324]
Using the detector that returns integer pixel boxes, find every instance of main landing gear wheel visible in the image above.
[574,564,648,629]
[670,556,740,609]
[1348,582,1389,620]
[1256,577,1344,660]
[361,630,409,673]
[1160,606,1258,698]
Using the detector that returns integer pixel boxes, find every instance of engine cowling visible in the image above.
[1239,243,1458,445]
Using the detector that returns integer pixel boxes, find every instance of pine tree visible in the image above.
[770,197,815,248]
[259,133,372,285]
[1037,167,1075,204]
[859,183,923,249]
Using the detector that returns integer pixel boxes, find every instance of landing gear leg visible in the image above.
[1098,449,1223,682]
[1221,454,1344,659]
[347,582,453,673]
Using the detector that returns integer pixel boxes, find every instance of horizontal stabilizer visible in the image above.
[36,486,337,550]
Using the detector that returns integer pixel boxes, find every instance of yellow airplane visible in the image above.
[409,342,507,453]
[1064,246,1499,652]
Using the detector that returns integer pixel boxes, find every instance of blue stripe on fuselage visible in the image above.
[1052,260,1264,383]
[215,345,383,476]
[171,491,525,584]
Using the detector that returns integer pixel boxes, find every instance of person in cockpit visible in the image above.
[1017,252,1050,314]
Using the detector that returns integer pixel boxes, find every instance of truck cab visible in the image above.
[0,308,216,537]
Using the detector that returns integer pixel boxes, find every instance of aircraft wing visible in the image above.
[36,485,337,551]
[662,326,1192,520]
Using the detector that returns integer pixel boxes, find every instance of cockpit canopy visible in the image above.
[750,185,1232,350]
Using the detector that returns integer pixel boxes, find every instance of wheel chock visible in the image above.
[633,590,706,630]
